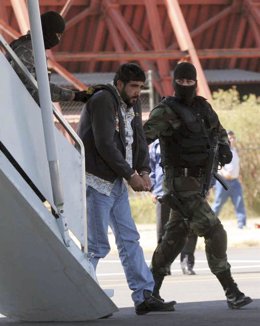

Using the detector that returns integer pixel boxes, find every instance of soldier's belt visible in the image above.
[173,167,204,178]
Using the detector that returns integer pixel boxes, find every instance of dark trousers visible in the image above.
[156,201,197,267]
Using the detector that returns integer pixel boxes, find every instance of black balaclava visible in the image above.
[173,62,197,105]
[41,11,65,49]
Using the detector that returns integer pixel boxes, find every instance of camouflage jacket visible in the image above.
[144,96,230,169]
[144,96,229,147]
[8,34,74,103]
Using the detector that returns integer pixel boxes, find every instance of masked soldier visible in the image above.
[7,11,87,103]
[143,62,252,310]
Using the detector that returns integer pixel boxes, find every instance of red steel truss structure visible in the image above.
[1,0,259,98]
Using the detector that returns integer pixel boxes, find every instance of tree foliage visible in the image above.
[212,88,260,215]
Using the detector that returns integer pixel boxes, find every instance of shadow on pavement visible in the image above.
[0,299,259,326]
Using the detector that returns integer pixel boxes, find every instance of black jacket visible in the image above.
[77,85,150,182]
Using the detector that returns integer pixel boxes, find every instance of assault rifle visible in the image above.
[201,137,228,197]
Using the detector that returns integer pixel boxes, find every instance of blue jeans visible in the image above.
[86,179,154,305]
[212,179,247,228]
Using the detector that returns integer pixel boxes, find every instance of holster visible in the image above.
[159,192,190,220]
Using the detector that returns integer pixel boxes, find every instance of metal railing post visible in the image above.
[147,70,154,111]
[27,0,70,246]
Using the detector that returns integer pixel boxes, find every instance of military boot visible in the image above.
[225,285,253,309]
[216,269,253,309]
[152,272,165,301]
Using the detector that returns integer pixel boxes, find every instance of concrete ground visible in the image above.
[109,217,260,252]
[1,298,259,326]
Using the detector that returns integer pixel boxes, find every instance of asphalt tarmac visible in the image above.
[1,219,259,325]
[1,300,259,326]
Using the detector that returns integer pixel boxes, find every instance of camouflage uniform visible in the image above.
[144,61,252,309]
[144,96,231,278]
[8,34,74,103]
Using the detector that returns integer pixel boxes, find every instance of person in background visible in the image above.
[149,139,197,275]
[212,130,247,229]
[77,63,175,315]
[7,11,87,104]
[143,61,252,310]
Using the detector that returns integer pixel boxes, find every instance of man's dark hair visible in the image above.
[113,63,146,86]
[227,130,235,136]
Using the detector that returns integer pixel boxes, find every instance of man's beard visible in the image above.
[121,88,138,107]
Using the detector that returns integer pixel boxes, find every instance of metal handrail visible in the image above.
[0,34,87,250]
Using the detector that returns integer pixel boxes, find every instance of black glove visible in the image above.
[218,144,233,166]
[74,90,89,102]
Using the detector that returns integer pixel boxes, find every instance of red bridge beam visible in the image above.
[53,48,260,62]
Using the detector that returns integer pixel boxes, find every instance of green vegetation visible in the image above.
[129,191,255,224]
[212,88,260,216]
[129,190,156,224]
[129,88,260,223]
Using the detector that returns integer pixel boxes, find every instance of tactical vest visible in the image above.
[160,96,219,169]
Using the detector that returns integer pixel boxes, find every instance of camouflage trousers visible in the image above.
[151,176,231,276]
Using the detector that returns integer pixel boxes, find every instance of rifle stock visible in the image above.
[214,172,229,190]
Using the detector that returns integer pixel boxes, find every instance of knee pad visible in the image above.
[206,223,227,259]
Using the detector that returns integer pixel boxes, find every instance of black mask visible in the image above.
[41,11,65,49]
[173,62,197,105]
[43,33,59,49]
[173,80,197,105]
